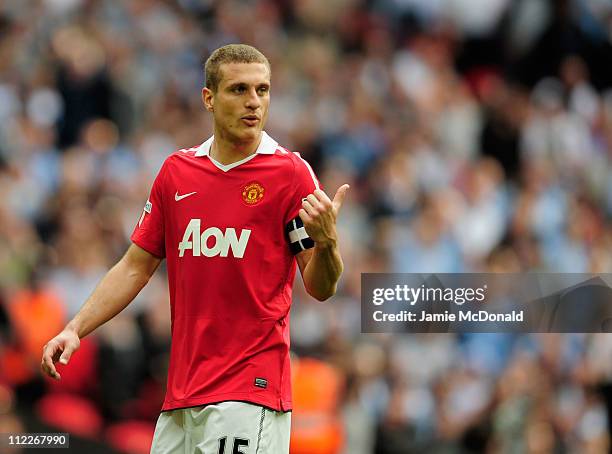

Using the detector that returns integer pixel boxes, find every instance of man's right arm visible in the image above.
[41,244,162,380]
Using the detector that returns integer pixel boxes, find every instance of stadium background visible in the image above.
[2,0,612,452]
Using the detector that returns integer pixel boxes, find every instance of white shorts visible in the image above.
[150,401,291,454]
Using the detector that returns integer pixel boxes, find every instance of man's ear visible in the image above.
[202,87,214,112]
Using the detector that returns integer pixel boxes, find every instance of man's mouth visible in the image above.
[241,115,259,126]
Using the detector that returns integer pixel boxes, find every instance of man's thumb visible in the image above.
[59,347,74,365]
[333,184,350,209]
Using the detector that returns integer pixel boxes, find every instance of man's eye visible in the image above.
[233,86,245,93]
[257,87,269,95]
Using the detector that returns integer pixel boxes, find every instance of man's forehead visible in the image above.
[218,62,270,86]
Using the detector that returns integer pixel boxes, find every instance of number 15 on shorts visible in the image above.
[218,436,249,454]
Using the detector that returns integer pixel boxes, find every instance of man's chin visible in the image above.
[235,127,262,142]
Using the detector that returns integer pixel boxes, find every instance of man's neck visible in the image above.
[210,130,262,165]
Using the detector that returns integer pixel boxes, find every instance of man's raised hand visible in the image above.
[299,184,349,245]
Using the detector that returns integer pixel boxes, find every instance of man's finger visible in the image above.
[305,194,322,210]
[43,341,66,378]
[332,184,350,210]
[302,200,318,217]
[313,189,332,206]
[59,345,75,365]
[42,351,60,380]
[298,208,312,224]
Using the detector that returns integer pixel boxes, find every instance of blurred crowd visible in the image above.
[2,0,612,452]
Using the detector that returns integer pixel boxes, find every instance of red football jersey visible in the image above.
[131,132,319,412]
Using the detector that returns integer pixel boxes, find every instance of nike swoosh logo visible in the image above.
[175,191,197,201]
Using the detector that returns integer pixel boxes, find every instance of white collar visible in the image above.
[194,131,278,157]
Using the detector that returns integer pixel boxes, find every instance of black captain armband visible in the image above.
[286,215,315,254]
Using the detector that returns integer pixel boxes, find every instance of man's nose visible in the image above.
[245,88,261,109]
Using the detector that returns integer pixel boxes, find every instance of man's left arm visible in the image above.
[296,185,350,301]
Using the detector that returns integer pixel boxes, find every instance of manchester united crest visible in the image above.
[242,182,265,205]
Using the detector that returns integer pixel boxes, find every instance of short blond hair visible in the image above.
[205,44,270,92]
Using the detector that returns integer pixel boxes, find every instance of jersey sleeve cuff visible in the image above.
[130,235,165,259]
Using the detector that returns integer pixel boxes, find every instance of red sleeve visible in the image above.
[285,153,321,224]
[131,163,166,258]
